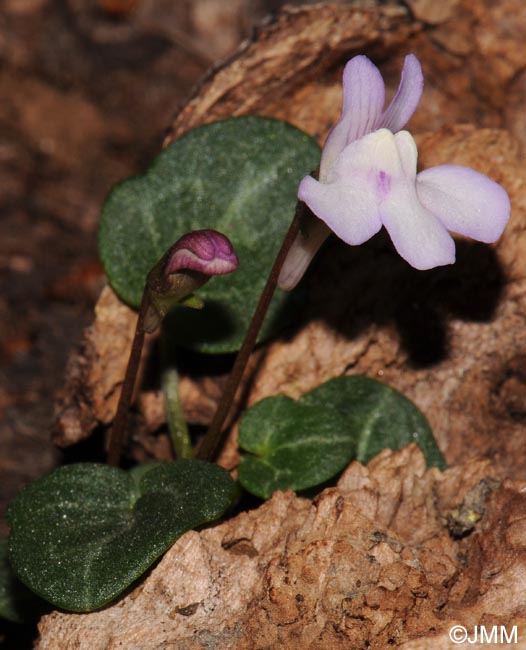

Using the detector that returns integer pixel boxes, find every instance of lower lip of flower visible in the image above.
[376,170,391,199]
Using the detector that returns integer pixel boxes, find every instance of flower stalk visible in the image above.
[196,200,311,461]
[107,229,238,467]
[107,292,149,467]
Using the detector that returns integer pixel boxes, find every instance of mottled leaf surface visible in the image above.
[98,116,320,352]
[239,376,445,498]
[7,460,236,611]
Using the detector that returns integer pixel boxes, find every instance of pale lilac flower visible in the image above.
[278,55,510,290]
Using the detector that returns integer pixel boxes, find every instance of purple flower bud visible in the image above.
[164,229,239,277]
[143,230,238,332]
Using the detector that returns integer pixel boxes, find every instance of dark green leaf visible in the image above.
[238,376,445,499]
[303,376,445,468]
[0,538,45,623]
[238,395,351,499]
[7,460,236,612]
[98,116,320,353]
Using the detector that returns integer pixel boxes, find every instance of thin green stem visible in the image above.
[107,293,149,467]
[161,331,193,459]
[196,201,306,461]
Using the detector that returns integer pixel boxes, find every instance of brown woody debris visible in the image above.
[53,286,138,445]
[37,446,526,649]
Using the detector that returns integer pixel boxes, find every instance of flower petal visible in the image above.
[298,175,382,247]
[278,215,331,291]
[393,130,418,179]
[302,130,411,248]
[319,56,385,181]
[416,165,511,243]
[380,183,456,270]
[330,128,405,181]
[379,54,424,133]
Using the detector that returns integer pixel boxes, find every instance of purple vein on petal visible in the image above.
[320,56,386,181]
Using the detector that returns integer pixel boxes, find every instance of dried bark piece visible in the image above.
[167,0,526,153]
[53,286,138,445]
[405,0,460,24]
[165,3,417,142]
[38,445,526,649]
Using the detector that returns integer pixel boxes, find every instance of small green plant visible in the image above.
[2,55,509,618]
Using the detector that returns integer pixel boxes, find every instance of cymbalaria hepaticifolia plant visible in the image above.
[3,53,511,617]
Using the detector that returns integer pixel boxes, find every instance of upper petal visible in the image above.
[319,56,386,181]
[416,165,511,243]
[380,183,456,270]
[329,128,404,181]
[378,54,424,133]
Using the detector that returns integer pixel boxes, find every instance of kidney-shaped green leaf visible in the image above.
[238,395,351,499]
[238,376,445,499]
[98,116,320,353]
[7,460,236,612]
[0,538,45,623]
